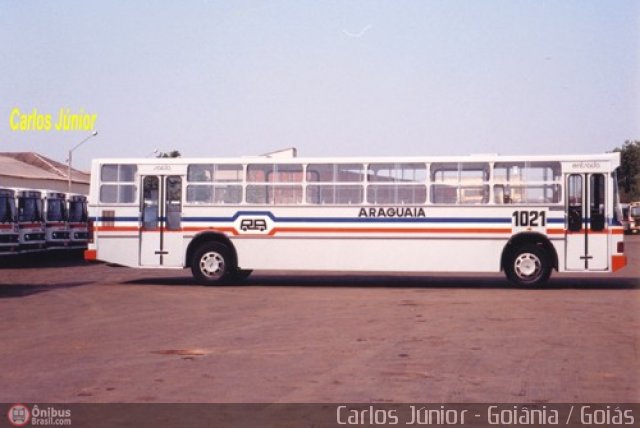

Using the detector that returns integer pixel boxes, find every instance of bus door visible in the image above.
[565,173,608,271]
[139,175,183,267]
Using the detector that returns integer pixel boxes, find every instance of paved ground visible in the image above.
[0,238,638,403]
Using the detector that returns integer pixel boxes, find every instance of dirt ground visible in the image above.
[0,238,638,403]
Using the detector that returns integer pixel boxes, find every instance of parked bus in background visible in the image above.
[85,152,627,287]
[67,194,89,248]
[42,191,70,249]
[16,189,45,252]
[0,188,19,255]
[627,201,640,234]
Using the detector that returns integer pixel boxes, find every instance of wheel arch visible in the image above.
[501,232,558,272]
[185,231,237,270]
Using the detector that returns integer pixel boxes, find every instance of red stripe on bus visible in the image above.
[95,225,238,235]
[140,227,236,234]
[95,226,513,236]
[19,223,43,229]
[94,226,139,232]
[564,230,613,236]
[181,226,238,235]
[550,229,624,236]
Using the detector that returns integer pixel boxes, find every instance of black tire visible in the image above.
[505,244,551,287]
[191,242,234,285]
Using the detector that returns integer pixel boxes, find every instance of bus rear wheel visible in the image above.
[191,242,233,285]
[505,244,551,287]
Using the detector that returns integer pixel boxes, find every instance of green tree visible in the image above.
[156,150,181,158]
[613,140,640,202]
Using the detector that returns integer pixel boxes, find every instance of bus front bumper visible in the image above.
[612,255,627,272]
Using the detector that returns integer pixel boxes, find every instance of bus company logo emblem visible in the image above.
[239,218,269,233]
[7,404,30,427]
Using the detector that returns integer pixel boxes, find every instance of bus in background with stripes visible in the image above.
[42,190,71,249]
[16,189,46,252]
[67,194,90,249]
[84,151,627,286]
[0,188,19,255]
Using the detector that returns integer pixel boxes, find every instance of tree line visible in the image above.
[613,140,640,203]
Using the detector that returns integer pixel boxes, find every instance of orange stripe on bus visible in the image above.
[181,226,238,235]
[95,225,513,236]
[564,230,616,236]
[95,225,238,235]
[94,226,139,232]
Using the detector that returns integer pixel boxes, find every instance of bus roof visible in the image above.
[91,152,620,168]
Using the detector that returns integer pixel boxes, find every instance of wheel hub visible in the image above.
[200,251,224,278]
[514,253,541,279]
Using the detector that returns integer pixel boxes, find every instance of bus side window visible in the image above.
[494,186,503,204]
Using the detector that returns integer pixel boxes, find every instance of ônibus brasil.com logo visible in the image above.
[7,404,71,426]
[7,404,30,427]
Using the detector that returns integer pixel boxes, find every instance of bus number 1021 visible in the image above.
[512,210,546,227]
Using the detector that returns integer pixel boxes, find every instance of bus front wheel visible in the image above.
[191,242,233,285]
[505,244,551,287]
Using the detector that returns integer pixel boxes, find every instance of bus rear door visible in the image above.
[565,173,608,270]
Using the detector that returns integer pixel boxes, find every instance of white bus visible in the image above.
[0,188,19,255]
[16,189,46,252]
[42,191,71,249]
[85,152,627,286]
[67,194,89,248]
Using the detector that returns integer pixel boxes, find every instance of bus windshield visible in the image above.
[68,200,87,223]
[0,196,15,223]
[47,198,67,222]
[18,197,42,222]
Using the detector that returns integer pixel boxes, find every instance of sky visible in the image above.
[1,0,639,170]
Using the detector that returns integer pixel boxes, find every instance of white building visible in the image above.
[0,152,89,194]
